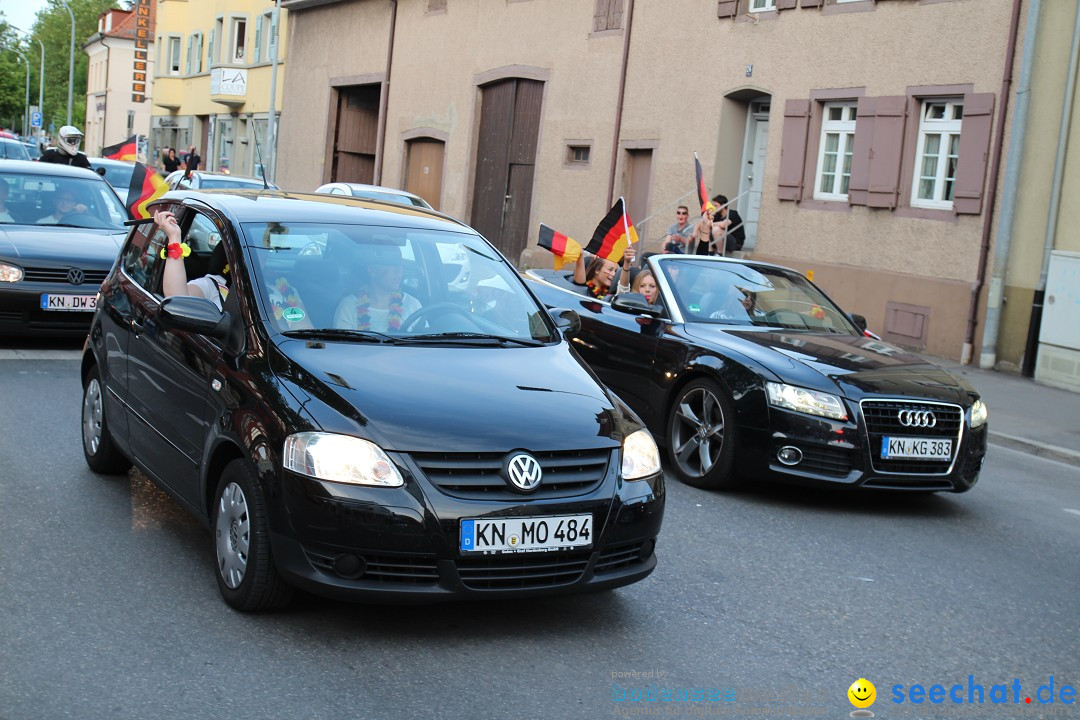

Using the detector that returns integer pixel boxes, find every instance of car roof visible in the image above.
[323,182,423,198]
[163,190,471,233]
[89,157,135,167]
[0,159,104,179]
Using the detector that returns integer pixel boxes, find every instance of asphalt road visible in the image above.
[1,349,1077,720]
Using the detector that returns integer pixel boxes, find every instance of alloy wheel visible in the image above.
[670,387,726,479]
[82,377,104,456]
[216,482,251,589]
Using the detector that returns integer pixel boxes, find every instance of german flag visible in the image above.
[125,162,169,219]
[102,135,138,161]
[586,197,639,263]
[537,224,583,271]
[694,153,716,215]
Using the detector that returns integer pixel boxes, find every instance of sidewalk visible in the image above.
[929,356,1080,467]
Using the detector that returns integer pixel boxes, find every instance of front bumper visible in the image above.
[0,284,98,336]
[268,450,665,602]
[735,399,988,493]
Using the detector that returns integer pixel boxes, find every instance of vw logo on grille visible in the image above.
[898,409,937,428]
[67,268,85,286]
[506,453,543,492]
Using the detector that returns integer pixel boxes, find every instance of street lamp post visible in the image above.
[11,27,44,142]
[264,0,282,182]
[59,0,76,127]
[2,49,31,135]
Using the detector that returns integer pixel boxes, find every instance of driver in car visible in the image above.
[333,244,421,333]
[36,189,87,224]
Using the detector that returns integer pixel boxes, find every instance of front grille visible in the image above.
[595,542,646,574]
[861,400,962,475]
[413,448,611,500]
[456,551,589,590]
[797,446,853,477]
[22,267,109,286]
[304,548,438,585]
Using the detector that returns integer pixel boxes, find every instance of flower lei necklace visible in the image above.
[586,280,609,299]
[355,289,405,331]
[271,277,302,321]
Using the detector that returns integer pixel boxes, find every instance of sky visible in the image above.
[1,0,53,34]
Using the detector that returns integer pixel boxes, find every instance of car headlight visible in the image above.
[283,432,404,487]
[969,399,988,429]
[765,381,848,421]
[622,429,661,480]
[0,262,24,283]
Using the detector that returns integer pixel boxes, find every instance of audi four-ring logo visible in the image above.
[67,268,85,285]
[898,409,937,428]
[506,453,543,492]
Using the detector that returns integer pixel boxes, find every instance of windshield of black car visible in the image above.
[659,259,858,334]
[0,171,128,229]
[241,222,557,343]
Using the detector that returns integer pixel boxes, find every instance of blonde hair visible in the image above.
[631,268,655,295]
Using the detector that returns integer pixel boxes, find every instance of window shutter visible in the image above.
[608,0,623,29]
[866,95,907,209]
[185,36,192,75]
[717,0,738,18]
[848,96,875,205]
[953,92,996,215]
[777,0,798,9]
[254,20,262,62]
[800,0,822,7]
[594,0,612,31]
[778,99,811,202]
[208,29,215,67]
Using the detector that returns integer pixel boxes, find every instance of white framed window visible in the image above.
[911,98,964,209]
[814,102,857,201]
[167,36,181,76]
[749,0,776,12]
[229,17,247,63]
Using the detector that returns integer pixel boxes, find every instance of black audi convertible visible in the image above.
[525,255,988,493]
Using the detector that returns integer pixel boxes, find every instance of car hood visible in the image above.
[274,339,623,453]
[684,324,976,404]
[0,224,126,263]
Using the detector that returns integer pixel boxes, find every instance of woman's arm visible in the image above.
[573,254,588,284]
[156,210,201,299]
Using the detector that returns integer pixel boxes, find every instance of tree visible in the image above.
[0,23,32,133]
[21,0,119,134]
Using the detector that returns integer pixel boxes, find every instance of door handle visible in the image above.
[131,317,145,337]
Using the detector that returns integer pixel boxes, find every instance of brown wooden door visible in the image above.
[624,148,653,249]
[405,138,445,210]
[470,78,543,260]
[332,84,379,183]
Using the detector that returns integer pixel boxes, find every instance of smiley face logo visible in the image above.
[848,678,876,709]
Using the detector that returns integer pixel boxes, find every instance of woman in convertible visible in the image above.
[572,244,636,300]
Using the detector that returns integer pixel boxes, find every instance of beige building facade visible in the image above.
[84,3,156,158]
[150,0,289,178]
[276,0,1026,363]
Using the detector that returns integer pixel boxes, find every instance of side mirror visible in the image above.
[848,313,868,333]
[95,167,107,176]
[159,295,231,338]
[549,307,581,335]
[612,292,662,318]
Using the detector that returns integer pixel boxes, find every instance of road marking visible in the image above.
[1064,509,1080,518]
[0,349,81,360]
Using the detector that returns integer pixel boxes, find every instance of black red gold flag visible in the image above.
[125,162,169,219]
[102,135,138,161]
[537,224,583,271]
[586,198,639,263]
[694,153,716,215]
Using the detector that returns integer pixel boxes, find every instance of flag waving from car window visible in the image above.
[586,197,639,263]
[537,224,583,271]
[102,135,138,161]
[695,153,716,215]
[126,162,169,219]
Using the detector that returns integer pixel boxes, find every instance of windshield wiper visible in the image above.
[406,332,543,347]
[282,328,398,344]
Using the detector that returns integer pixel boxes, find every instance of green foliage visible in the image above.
[1,0,119,135]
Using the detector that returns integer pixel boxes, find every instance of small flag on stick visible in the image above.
[102,135,138,161]
[537,224,583,270]
[125,162,170,219]
[694,153,716,215]
[586,198,639,263]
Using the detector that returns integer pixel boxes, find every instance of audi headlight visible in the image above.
[283,432,403,487]
[969,399,988,429]
[0,262,23,283]
[622,429,661,480]
[765,381,848,421]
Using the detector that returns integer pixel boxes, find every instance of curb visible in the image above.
[989,431,1080,468]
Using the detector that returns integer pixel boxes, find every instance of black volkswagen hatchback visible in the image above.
[80,191,664,611]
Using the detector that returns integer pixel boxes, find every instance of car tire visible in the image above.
[666,378,739,490]
[81,365,131,475]
[213,459,293,612]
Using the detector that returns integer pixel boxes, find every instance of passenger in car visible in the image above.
[631,268,658,304]
[157,209,231,311]
[572,244,636,300]
[333,244,421,332]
